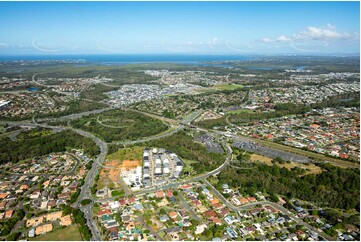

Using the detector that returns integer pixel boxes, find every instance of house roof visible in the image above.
[0,193,9,199]
[192,200,201,206]
[166,190,173,197]
[97,209,111,216]
[5,210,13,217]
[155,190,165,198]
[204,210,217,218]
[169,211,177,218]
[179,184,192,190]
[60,215,72,226]
[210,198,219,205]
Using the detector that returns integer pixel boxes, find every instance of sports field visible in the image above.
[30,225,82,241]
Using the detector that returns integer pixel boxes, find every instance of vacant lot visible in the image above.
[107,147,143,162]
[250,154,323,175]
[250,137,359,169]
[197,83,244,93]
[226,108,255,114]
[98,147,143,190]
[30,225,82,241]
[250,154,273,165]
[214,83,244,90]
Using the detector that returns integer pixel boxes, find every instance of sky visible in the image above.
[0,1,359,55]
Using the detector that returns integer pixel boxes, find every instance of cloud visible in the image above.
[258,35,291,43]
[293,25,354,41]
[32,39,60,52]
[277,35,291,42]
[257,24,358,52]
[259,38,274,43]
[0,43,9,48]
[207,37,220,47]
[259,24,357,44]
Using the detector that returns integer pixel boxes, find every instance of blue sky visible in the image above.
[0,1,359,55]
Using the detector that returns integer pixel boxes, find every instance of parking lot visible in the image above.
[233,138,312,163]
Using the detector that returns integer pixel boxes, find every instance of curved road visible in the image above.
[202,179,334,241]
[0,109,204,240]
[1,106,333,241]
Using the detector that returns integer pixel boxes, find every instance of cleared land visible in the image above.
[98,147,143,190]
[107,147,143,162]
[246,136,359,169]
[97,167,116,190]
[99,161,122,189]
[250,154,323,176]
[225,108,255,114]
[98,160,142,190]
[213,83,244,90]
[197,83,244,93]
[30,225,83,241]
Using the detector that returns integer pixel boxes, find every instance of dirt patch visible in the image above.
[250,154,273,165]
[150,217,163,231]
[98,160,122,189]
[250,154,323,175]
[98,159,142,190]
[120,159,141,170]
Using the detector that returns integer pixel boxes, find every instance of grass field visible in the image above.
[97,169,116,190]
[226,108,255,114]
[111,190,125,197]
[249,154,273,165]
[30,225,83,241]
[107,146,143,161]
[214,83,244,90]
[250,154,323,175]
[196,83,244,93]
[246,136,359,169]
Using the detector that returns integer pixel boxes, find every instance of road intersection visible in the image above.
[0,107,332,241]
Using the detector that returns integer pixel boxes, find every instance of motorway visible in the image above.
[0,108,204,240]
[0,121,106,240]
[0,106,333,241]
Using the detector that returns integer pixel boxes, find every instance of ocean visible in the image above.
[0,54,251,64]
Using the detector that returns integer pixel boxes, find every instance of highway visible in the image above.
[114,126,183,146]
[36,107,112,124]
[0,121,105,240]
[0,106,333,241]
[0,108,204,240]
